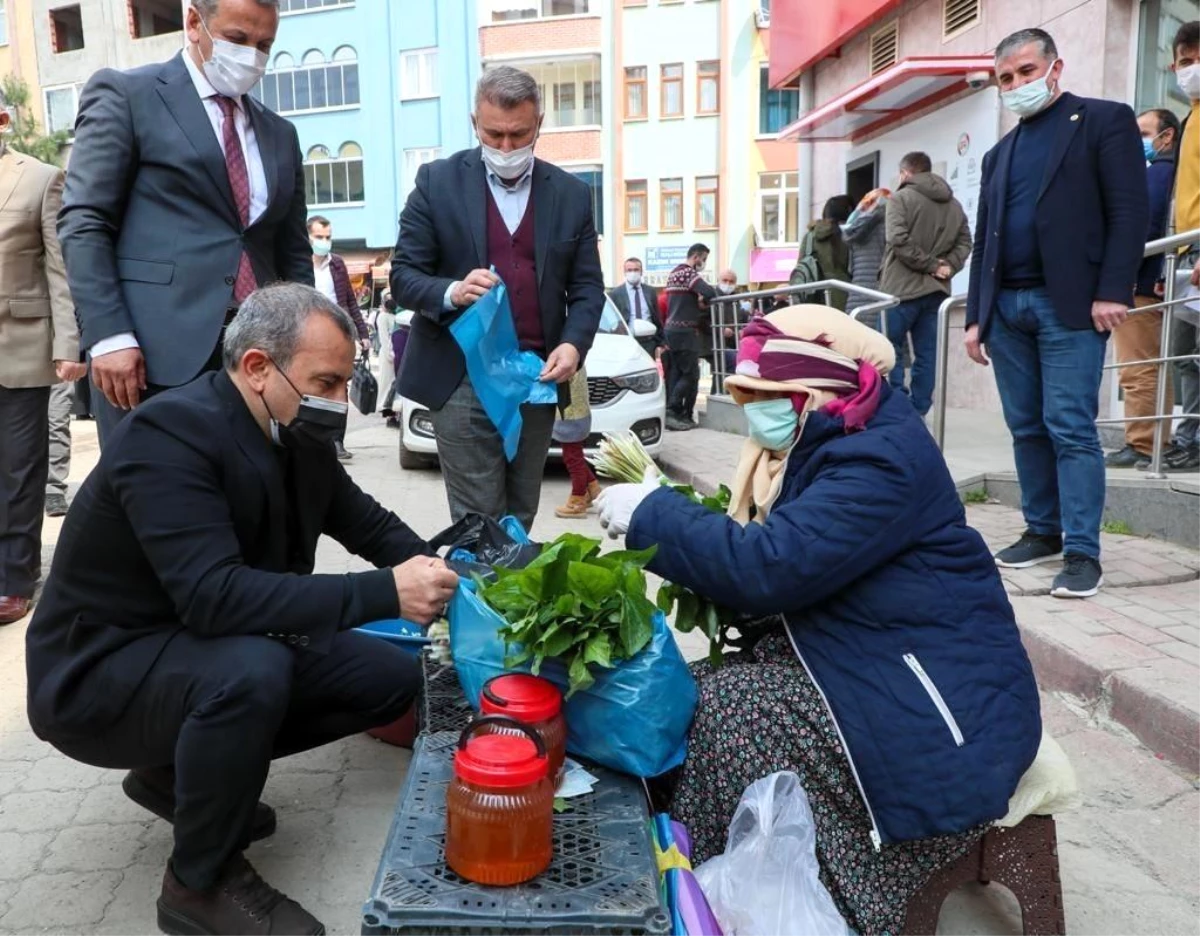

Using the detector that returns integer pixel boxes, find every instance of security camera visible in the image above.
[965,71,992,90]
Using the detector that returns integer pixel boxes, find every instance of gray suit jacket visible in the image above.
[58,52,313,387]
[607,282,662,347]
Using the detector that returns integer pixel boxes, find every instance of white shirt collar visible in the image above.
[487,167,534,192]
[313,254,332,270]
[182,46,234,105]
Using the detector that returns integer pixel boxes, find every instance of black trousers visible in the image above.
[0,385,51,598]
[48,628,420,890]
[665,339,700,421]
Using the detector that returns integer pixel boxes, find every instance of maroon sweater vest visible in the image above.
[485,185,544,351]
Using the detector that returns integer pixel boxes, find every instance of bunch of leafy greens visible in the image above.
[477,534,659,697]
[655,483,740,666]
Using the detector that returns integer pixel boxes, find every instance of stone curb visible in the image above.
[655,446,1200,773]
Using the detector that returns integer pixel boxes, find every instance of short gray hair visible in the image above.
[476,66,542,114]
[192,0,279,20]
[222,283,356,371]
[995,28,1058,63]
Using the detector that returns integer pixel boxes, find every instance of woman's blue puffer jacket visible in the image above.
[627,385,1041,846]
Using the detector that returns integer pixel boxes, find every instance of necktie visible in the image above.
[215,96,258,304]
[633,286,643,323]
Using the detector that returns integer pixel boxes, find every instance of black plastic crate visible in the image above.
[419,655,474,736]
[361,733,670,936]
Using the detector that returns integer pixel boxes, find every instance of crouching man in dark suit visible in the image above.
[25,283,458,936]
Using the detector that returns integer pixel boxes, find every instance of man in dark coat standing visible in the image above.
[965,28,1148,598]
[608,256,663,355]
[391,66,605,531]
[58,0,313,448]
[26,284,457,936]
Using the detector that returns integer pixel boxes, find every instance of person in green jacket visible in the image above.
[790,196,854,311]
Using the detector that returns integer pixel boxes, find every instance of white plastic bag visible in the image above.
[694,772,852,936]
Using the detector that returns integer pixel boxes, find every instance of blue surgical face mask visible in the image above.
[744,398,799,451]
[1143,138,1157,161]
[1000,60,1059,118]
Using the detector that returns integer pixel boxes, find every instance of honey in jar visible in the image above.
[479,674,568,781]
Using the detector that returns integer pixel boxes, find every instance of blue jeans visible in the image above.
[885,292,942,415]
[987,288,1109,559]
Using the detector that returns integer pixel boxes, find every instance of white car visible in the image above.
[397,298,665,469]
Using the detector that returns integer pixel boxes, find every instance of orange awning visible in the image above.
[779,57,993,142]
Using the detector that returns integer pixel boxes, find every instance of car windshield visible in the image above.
[598,299,630,336]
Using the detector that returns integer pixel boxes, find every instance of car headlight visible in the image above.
[611,369,659,394]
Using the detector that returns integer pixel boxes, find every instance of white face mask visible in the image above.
[479,138,536,181]
[1177,63,1200,102]
[196,10,268,99]
[625,271,643,287]
[718,283,735,294]
[1000,61,1059,118]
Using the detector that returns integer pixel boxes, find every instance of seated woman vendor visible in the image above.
[597,306,1041,936]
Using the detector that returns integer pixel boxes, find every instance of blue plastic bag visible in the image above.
[448,277,558,461]
[448,581,698,778]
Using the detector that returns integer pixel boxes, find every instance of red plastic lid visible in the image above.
[481,674,562,724]
[454,734,548,789]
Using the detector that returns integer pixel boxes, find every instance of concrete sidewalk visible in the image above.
[656,428,1200,772]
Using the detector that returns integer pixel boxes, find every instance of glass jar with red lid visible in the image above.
[445,715,554,887]
[479,674,567,781]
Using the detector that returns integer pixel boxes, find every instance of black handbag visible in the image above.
[350,355,378,415]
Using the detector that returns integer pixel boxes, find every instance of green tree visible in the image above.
[1,74,70,166]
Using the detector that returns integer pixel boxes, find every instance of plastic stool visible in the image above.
[902,816,1066,935]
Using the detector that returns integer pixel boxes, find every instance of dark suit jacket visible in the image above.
[329,253,368,340]
[58,52,313,387]
[25,371,430,740]
[391,149,605,410]
[967,92,1148,338]
[607,282,663,347]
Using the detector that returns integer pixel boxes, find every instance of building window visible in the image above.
[400,48,438,100]
[304,142,365,206]
[128,0,182,38]
[661,63,683,118]
[515,59,601,129]
[44,84,81,136]
[571,167,603,236]
[255,46,359,114]
[403,147,442,197]
[660,177,683,231]
[757,172,800,245]
[869,21,899,76]
[696,176,718,229]
[488,0,591,22]
[759,65,799,135]
[50,5,85,52]
[280,0,355,11]
[625,180,647,233]
[1135,0,1196,116]
[697,61,719,115]
[1,1,10,46]
[624,66,647,119]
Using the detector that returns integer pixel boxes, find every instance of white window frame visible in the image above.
[516,59,601,130]
[482,0,594,24]
[44,83,82,139]
[400,48,439,101]
[755,172,801,247]
[304,142,366,208]
[402,146,442,199]
[279,0,356,15]
[0,1,9,47]
[257,46,360,115]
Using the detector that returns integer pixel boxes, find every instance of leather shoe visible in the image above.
[0,596,31,625]
[157,856,325,935]
[123,768,277,842]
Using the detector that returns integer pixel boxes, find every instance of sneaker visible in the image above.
[44,493,69,517]
[334,441,353,461]
[1051,554,1104,599]
[994,531,1064,569]
[123,768,277,842]
[1104,445,1149,469]
[554,494,591,519]
[1164,443,1200,472]
[157,856,325,936]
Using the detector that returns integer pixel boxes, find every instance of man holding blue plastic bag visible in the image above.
[392,66,605,532]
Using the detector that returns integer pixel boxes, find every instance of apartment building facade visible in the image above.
[0,0,46,126]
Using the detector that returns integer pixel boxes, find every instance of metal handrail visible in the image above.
[706,280,899,397]
[1144,230,1200,257]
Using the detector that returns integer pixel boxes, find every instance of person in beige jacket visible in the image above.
[879,151,973,417]
[0,116,85,625]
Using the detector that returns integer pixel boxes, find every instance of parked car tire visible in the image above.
[399,433,435,470]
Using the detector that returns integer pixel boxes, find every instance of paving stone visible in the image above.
[344,734,410,773]
[0,767,29,799]
[0,731,56,763]
[0,871,121,931]
[42,823,147,872]
[19,756,115,793]
[0,831,53,881]
[1159,623,1200,647]
[270,744,346,774]
[0,790,83,833]
[73,782,158,828]
[338,769,406,810]
[261,769,342,813]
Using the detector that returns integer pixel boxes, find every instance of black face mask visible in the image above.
[261,357,348,451]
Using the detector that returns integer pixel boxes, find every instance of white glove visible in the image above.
[595,467,662,539]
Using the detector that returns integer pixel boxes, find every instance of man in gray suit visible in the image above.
[607,257,663,356]
[59,0,312,447]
